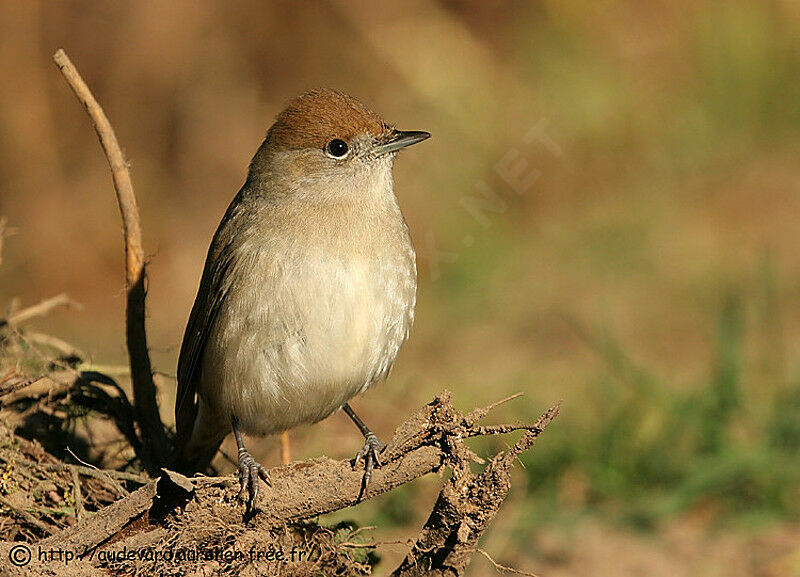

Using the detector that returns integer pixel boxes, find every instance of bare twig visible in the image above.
[463,422,544,438]
[52,48,168,473]
[41,461,147,486]
[75,363,130,376]
[0,293,81,328]
[392,402,560,577]
[464,392,523,426]
[65,448,130,495]
[70,466,85,522]
[24,332,86,360]
[0,372,46,400]
[477,548,542,577]
[339,537,410,549]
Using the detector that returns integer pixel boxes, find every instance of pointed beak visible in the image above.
[373,130,431,155]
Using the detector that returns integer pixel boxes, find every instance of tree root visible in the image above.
[1,392,558,576]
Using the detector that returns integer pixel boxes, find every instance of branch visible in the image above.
[52,48,168,473]
[392,402,560,576]
[24,331,86,360]
[34,392,558,573]
[70,466,86,522]
[0,293,81,329]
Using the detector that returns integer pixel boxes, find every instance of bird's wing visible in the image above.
[175,200,243,453]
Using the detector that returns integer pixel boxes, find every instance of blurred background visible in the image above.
[1,1,799,575]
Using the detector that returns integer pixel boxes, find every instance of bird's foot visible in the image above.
[237,448,271,512]
[353,432,385,491]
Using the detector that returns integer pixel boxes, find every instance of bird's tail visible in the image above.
[172,436,225,475]
[172,399,227,475]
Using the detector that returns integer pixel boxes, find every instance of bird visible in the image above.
[174,89,429,510]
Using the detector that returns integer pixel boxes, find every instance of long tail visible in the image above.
[172,399,227,474]
[173,436,225,474]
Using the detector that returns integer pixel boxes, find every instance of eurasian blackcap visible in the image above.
[174,89,429,509]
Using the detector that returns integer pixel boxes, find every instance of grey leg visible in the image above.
[232,416,271,511]
[342,403,384,490]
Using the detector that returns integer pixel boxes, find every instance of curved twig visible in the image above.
[52,49,168,473]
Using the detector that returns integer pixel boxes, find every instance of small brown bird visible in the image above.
[174,89,429,509]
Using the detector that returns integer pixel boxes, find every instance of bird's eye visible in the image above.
[325,139,349,158]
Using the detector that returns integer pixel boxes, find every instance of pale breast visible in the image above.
[199,214,416,436]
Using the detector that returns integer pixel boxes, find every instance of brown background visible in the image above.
[2,2,799,575]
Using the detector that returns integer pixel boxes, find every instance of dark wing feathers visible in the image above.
[174,196,245,454]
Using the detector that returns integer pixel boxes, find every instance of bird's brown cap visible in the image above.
[266,89,392,151]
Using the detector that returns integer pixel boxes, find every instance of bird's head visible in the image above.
[248,89,429,198]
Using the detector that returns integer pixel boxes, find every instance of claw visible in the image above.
[237,448,271,512]
[353,432,385,490]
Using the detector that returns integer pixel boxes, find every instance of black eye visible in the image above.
[325,139,349,158]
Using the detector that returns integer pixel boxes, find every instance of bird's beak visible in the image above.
[373,130,431,155]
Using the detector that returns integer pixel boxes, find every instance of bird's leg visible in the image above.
[232,415,271,512]
[342,403,384,490]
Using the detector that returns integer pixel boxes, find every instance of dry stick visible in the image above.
[52,49,168,473]
[463,392,523,426]
[41,462,147,486]
[65,448,130,495]
[392,402,560,577]
[0,293,81,328]
[70,466,85,522]
[0,373,45,400]
[25,331,86,360]
[476,548,542,577]
[40,393,559,561]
